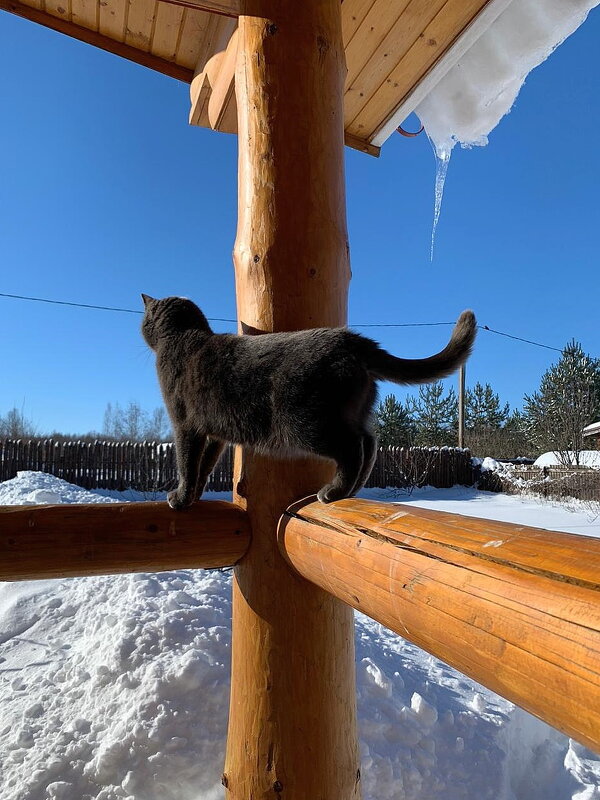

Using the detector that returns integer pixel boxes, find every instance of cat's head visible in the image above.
[141,295,212,349]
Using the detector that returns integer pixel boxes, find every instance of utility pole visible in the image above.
[458,363,466,448]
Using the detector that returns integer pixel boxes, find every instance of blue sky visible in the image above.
[0,8,598,435]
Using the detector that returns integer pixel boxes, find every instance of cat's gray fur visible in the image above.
[141,295,476,509]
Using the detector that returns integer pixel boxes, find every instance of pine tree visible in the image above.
[375,394,415,447]
[523,340,600,465]
[502,409,532,458]
[407,381,458,446]
[466,382,509,429]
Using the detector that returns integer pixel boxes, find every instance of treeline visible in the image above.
[376,339,600,462]
[0,402,172,443]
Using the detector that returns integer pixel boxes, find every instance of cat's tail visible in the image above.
[366,310,476,385]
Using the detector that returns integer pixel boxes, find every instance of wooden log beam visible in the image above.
[206,26,237,131]
[188,23,381,155]
[279,497,600,753]
[224,1,360,798]
[0,501,250,580]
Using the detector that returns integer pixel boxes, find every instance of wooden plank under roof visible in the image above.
[0,0,497,153]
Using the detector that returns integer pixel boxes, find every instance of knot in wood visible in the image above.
[317,35,329,56]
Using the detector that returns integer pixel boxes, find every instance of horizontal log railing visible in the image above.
[0,501,250,580]
[3,493,600,753]
[279,497,600,753]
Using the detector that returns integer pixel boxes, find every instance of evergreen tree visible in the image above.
[463,381,513,457]
[466,382,509,429]
[523,340,600,465]
[502,409,533,458]
[375,394,415,447]
[407,381,458,446]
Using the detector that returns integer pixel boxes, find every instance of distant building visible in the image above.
[583,422,600,448]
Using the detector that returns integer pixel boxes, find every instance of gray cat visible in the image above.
[141,295,476,509]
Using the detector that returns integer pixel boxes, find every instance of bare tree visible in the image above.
[0,406,37,438]
[144,406,171,441]
[102,401,171,441]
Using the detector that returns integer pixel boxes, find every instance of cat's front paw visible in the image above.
[317,484,349,504]
[167,489,192,511]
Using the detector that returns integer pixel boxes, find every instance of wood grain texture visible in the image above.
[347,0,492,138]
[1,0,194,80]
[279,497,600,753]
[207,25,237,131]
[344,0,447,130]
[98,0,127,41]
[341,0,376,47]
[125,0,156,51]
[154,0,238,15]
[175,7,231,69]
[0,501,250,580]
[71,0,99,33]
[150,0,184,60]
[224,2,360,798]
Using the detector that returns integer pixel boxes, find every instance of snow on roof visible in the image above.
[415,0,600,156]
[583,421,600,436]
[534,450,600,468]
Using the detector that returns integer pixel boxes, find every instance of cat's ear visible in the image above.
[141,293,156,308]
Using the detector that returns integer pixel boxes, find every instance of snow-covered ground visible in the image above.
[1,471,599,800]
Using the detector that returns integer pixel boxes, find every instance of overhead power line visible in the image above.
[0,292,236,323]
[479,325,563,354]
[0,291,570,354]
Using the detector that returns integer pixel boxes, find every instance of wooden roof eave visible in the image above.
[1,0,503,156]
[369,0,513,147]
[0,0,195,82]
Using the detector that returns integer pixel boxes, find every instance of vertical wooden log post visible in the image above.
[224,2,361,798]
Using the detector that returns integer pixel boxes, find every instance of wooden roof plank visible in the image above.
[0,0,194,80]
[71,0,98,31]
[347,0,492,140]
[174,7,219,69]
[344,0,410,88]
[125,0,156,50]
[371,0,511,145]
[150,0,184,60]
[43,0,71,23]
[341,0,375,47]
[344,0,447,131]
[98,0,127,40]
[19,0,43,11]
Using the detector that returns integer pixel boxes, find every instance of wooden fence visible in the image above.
[480,464,600,503]
[0,440,475,493]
